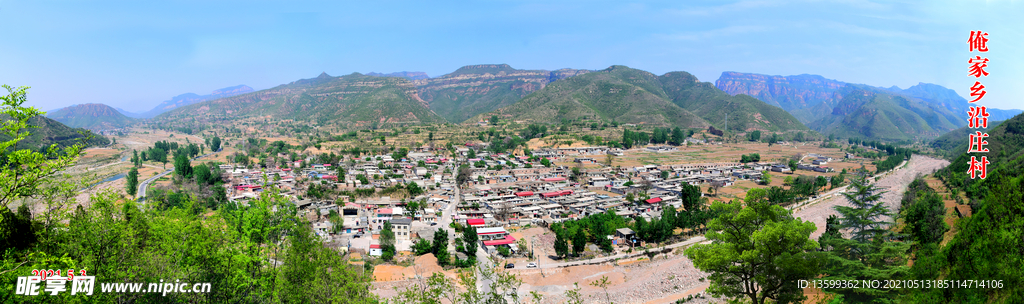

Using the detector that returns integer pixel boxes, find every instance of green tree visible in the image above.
[540,158,551,167]
[904,192,947,244]
[571,229,586,256]
[277,223,378,303]
[174,152,193,179]
[554,233,569,258]
[433,228,450,266]
[381,221,397,261]
[761,171,772,185]
[151,147,168,168]
[497,245,511,257]
[670,127,686,145]
[747,130,762,142]
[0,85,83,208]
[788,159,798,172]
[131,149,139,167]
[210,136,221,152]
[462,226,478,256]
[412,238,433,255]
[835,176,889,243]
[815,176,828,191]
[407,181,424,196]
[126,167,139,197]
[194,163,213,185]
[686,199,822,304]
[817,176,908,301]
[679,183,704,211]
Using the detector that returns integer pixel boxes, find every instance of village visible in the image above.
[218,139,857,267]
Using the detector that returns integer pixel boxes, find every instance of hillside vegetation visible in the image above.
[716,72,1022,142]
[157,72,445,129]
[46,103,133,131]
[0,115,109,151]
[480,66,806,132]
[808,85,961,141]
[415,64,591,123]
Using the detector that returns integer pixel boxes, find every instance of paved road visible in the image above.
[137,168,174,203]
[439,176,461,252]
[136,152,215,202]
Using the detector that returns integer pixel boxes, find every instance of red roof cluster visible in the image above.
[482,235,516,246]
[541,190,573,198]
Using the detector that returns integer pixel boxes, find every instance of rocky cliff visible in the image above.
[415,64,592,123]
[715,72,845,123]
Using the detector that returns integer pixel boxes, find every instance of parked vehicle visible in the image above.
[505,263,515,269]
[526,262,538,268]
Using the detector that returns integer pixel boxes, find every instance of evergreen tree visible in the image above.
[669,127,685,145]
[462,226,478,255]
[381,221,396,261]
[818,176,909,301]
[572,229,586,256]
[126,167,139,197]
[554,233,569,258]
[679,183,704,211]
[835,176,890,244]
[686,199,822,304]
[433,228,450,266]
[210,136,221,152]
[174,152,193,179]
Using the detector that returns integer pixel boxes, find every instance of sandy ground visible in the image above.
[795,155,949,240]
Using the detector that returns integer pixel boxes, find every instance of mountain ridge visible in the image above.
[46,103,133,131]
[715,72,1021,141]
[122,85,255,118]
[476,65,806,132]
[156,72,445,128]
[414,64,592,123]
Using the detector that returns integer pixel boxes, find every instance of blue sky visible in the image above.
[1,0,1021,112]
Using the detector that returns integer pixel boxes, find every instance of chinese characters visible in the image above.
[966,31,991,179]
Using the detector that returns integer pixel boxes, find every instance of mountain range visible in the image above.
[366,71,429,80]
[43,63,1014,144]
[156,72,445,127]
[46,103,134,131]
[478,65,806,132]
[119,85,254,118]
[410,64,591,123]
[152,65,807,133]
[716,72,1022,141]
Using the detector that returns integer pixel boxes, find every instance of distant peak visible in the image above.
[317,72,332,79]
[604,65,633,71]
[366,71,430,80]
[210,85,253,96]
